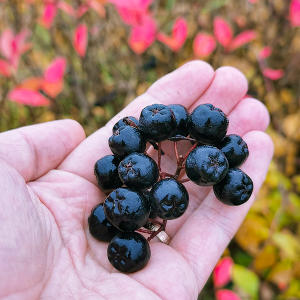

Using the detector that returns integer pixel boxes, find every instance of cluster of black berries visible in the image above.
[88,103,253,273]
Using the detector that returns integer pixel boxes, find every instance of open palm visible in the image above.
[0,61,273,300]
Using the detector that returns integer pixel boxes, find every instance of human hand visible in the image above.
[0,61,273,300]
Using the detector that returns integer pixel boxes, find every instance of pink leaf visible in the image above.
[258,46,272,59]
[263,68,284,80]
[57,1,76,17]
[213,257,233,288]
[40,3,57,29]
[8,88,50,106]
[289,0,300,27]
[44,57,66,83]
[213,17,233,48]
[216,290,241,300]
[128,16,156,54]
[229,30,256,51]
[157,17,187,52]
[0,29,14,59]
[193,33,216,58]
[0,59,11,77]
[248,0,258,3]
[73,24,88,57]
[110,0,153,26]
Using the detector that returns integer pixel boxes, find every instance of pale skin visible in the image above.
[0,61,273,300]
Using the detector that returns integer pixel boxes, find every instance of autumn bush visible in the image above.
[0,0,299,299]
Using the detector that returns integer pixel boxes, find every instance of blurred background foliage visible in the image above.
[0,0,299,299]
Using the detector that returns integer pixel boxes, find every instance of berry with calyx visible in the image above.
[213,168,253,206]
[190,104,228,144]
[107,231,150,273]
[88,203,120,242]
[218,134,249,167]
[112,116,139,133]
[118,153,159,190]
[104,187,150,231]
[109,126,146,158]
[94,155,122,192]
[150,178,189,220]
[138,104,176,141]
[185,145,229,186]
[168,104,190,137]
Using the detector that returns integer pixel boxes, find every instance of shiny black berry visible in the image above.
[168,104,190,137]
[185,145,229,186]
[104,187,150,231]
[88,203,120,242]
[213,168,253,206]
[107,232,151,273]
[109,126,146,158]
[190,104,229,144]
[218,134,249,167]
[118,153,159,190]
[112,116,139,133]
[94,155,122,192]
[150,178,189,220]
[138,104,176,142]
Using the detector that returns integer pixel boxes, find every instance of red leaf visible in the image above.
[40,3,57,29]
[57,1,76,17]
[157,17,187,52]
[0,29,14,60]
[41,80,64,98]
[229,30,256,51]
[213,17,233,48]
[8,88,50,106]
[73,24,88,57]
[289,0,300,27]
[18,77,44,90]
[44,57,66,83]
[258,46,272,59]
[110,0,153,26]
[216,290,241,300]
[263,68,284,80]
[0,59,11,77]
[193,33,216,58]
[128,17,156,54]
[213,257,233,288]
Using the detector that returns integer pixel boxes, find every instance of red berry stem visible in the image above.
[178,178,190,183]
[174,141,180,164]
[137,228,154,234]
[147,220,167,242]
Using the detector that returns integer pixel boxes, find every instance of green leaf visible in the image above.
[272,231,300,260]
[34,24,51,46]
[232,264,259,299]
[202,0,227,13]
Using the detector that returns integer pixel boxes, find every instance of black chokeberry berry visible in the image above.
[118,153,159,190]
[94,155,122,192]
[107,231,151,273]
[112,116,139,133]
[190,104,229,144]
[213,168,253,206]
[109,126,146,158]
[88,203,120,242]
[104,187,150,231]
[185,145,229,186]
[138,104,176,141]
[150,178,189,220]
[218,134,249,167]
[168,104,190,137]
